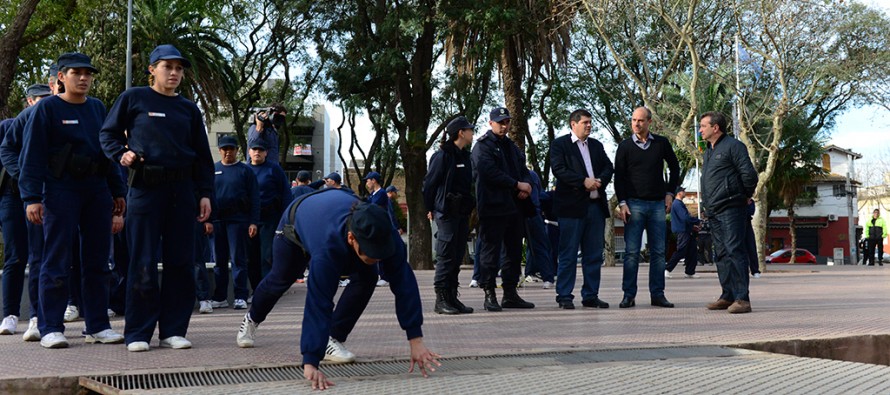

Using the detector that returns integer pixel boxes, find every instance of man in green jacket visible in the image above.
[864,209,887,266]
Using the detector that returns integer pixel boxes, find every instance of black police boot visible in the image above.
[434,288,460,315]
[449,287,474,314]
[501,286,535,309]
[483,286,502,312]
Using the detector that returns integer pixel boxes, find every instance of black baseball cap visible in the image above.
[25,84,52,98]
[57,52,99,73]
[249,140,267,150]
[446,116,474,139]
[48,63,59,78]
[218,135,237,148]
[149,45,192,68]
[676,186,686,193]
[324,172,342,184]
[489,107,511,122]
[385,185,398,193]
[349,202,397,260]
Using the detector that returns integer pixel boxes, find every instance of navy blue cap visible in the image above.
[676,186,686,193]
[489,107,511,122]
[48,64,59,78]
[218,135,237,148]
[349,203,397,260]
[385,185,398,193]
[149,45,192,68]
[296,170,311,182]
[57,52,99,73]
[25,84,52,98]
[324,172,342,184]
[363,171,382,183]
[249,140,267,150]
[446,116,474,138]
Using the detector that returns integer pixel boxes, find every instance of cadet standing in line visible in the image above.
[20,52,127,348]
[210,136,259,310]
[423,116,475,315]
[100,45,215,351]
[246,140,291,292]
[235,189,440,390]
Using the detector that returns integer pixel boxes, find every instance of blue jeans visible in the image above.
[556,202,605,302]
[524,214,554,282]
[621,199,667,299]
[213,220,250,301]
[710,206,750,301]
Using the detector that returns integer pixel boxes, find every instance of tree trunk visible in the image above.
[788,205,797,264]
[402,144,433,270]
[0,0,41,118]
[500,35,529,150]
[752,187,769,273]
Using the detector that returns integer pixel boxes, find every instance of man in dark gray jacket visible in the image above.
[699,112,758,314]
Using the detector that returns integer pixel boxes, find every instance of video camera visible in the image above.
[250,105,287,130]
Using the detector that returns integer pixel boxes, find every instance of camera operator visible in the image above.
[247,104,286,165]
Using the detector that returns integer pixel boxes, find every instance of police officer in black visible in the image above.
[471,107,535,311]
[423,116,475,315]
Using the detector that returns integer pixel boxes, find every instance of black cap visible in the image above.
[363,171,381,183]
[249,140,267,150]
[25,84,52,98]
[676,186,686,193]
[324,172,342,184]
[349,203,397,260]
[296,170,311,182]
[489,107,511,122]
[446,116,474,139]
[385,185,398,193]
[218,135,237,148]
[48,63,59,78]
[57,52,99,73]
[149,45,192,68]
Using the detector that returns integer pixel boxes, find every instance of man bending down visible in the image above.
[235,188,440,389]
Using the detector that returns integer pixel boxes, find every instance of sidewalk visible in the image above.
[1,264,889,393]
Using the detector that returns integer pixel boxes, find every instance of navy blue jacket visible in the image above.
[290,185,314,200]
[549,133,613,218]
[99,87,214,199]
[423,141,473,215]
[701,134,758,214]
[470,130,530,218]
[0,118,10,174]
[248,160,292,221]
[670,197,699,233]
[20,95,126,203]
[212,161,260,223]
[247,124,279,164]
[0,105,37,180]
[279,189,423,367]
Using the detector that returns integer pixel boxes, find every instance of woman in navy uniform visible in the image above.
[100,45,214,352]
[20,53,127,348]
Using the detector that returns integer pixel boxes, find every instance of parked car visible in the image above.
[765,248,817,264]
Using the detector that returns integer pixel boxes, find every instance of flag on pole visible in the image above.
[694,118,706,152]
[737,44,763,81]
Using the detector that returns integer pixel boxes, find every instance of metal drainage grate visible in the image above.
[79,346,746,394]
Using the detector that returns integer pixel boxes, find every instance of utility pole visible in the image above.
[847,153,856,264]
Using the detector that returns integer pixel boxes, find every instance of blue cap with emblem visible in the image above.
[489,107,511,122]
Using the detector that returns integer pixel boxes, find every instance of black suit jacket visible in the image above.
[549,133,613,218]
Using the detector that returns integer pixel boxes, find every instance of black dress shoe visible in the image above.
[581,298,609,308]
[651,296,675,308]
[558,301,575,310]
[619,297,635,308]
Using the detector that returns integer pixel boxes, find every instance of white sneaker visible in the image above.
[685,274,700,279]
[237,314,257,348]
[753,273,761,279]
[233,299,247,310]
[247,295,253,304]
[664,270,673,279]
[469,280,479,288]
[338,279,350,287]
[324,336,356,363]
[40,332,68,349]
[0,315,18,335]
[199,300,213,314]
[22,317,39,342]
[525,275,541,283]
[127,341,150,352]
[159,336,192,349]
[63,305,79,322]
[107,309,118,318]
[85,329,124,344]
[210,300,229,309]
[376,279,389,287]
[542,281,554,289]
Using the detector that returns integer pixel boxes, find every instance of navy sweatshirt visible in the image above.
[248,159,292,220]
[20,95,126,203]
[0,118,11,174]
[280,189,423,367]
[0,105,37,180]
[213,161,260,223]
[99,86,214,199]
